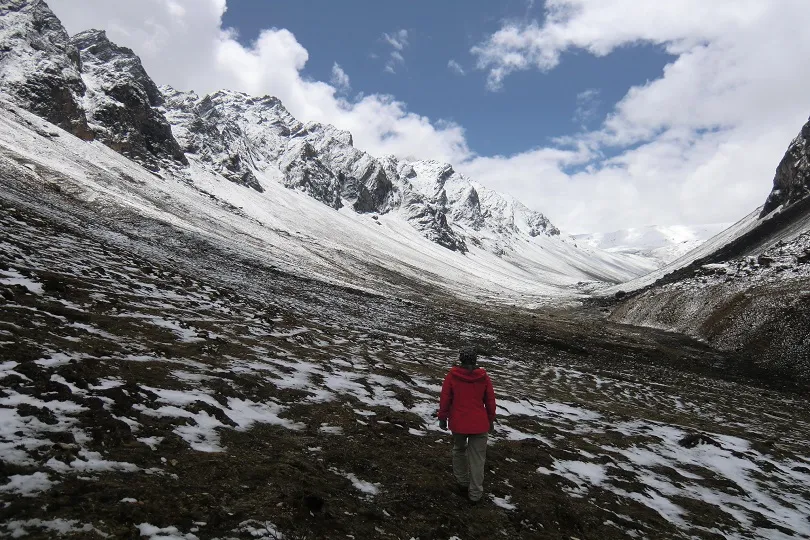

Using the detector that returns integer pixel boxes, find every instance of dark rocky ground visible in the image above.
[2,184,810,539]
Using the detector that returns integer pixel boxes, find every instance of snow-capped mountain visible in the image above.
[574,223,731,267]
[71,29,187,172]
[159,86,564,256]
[0,0,658,303]
[0,0,91,139]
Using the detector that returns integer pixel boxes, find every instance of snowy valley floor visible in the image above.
[1,193,810,540]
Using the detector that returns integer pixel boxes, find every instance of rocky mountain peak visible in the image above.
[761,117,810,216]
[69,27,186,171]
[294,121,354,148]
[0,0,92,139]
[71,29,163,106]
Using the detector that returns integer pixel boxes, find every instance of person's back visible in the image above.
[437,347,496,503]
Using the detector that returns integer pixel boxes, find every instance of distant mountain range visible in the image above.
[574,224,732,267]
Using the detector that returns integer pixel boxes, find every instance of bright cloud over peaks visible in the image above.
[463,0,810,231]
[49,0,468,166]
[45,0,810,233]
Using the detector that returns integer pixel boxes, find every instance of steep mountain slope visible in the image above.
[762,116,810,215]
[71,29,186,172]
[0,101,650,305]
[606,117,810,382]
[0,0,656,301]
[574,223,731,267]
[0,0,91,139]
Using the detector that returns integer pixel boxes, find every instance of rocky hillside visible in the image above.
[71,29,187,172]
[607,118,810,385]
[762,116,810,215]
[0,0,91,139]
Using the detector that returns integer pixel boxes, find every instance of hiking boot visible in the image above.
[455,484,468,497]
[468,496,482,505]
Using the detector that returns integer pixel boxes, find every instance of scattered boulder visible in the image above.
[678,433,722,449]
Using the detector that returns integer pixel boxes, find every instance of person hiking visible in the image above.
[438,346,496,503]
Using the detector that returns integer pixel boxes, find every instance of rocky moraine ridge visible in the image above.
[0,0,559,256]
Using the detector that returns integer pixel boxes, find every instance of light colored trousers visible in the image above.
[452,433,488,501]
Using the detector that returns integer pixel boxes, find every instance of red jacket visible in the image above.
[438,366,496,434]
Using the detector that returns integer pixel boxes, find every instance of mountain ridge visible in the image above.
[0,0,656,294]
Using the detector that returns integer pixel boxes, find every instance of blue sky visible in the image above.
[221,1,673,158]
[52,0,810,233]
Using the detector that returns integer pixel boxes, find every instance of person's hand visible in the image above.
[489,420,495,434]
[439,419,447,430]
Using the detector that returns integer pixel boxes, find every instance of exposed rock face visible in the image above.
[527,212,560,237]
[405,160,559,247]
[761,117,810,216]
[0,0,92,139]
[70,30,186,172]
[399,188,467,252]
[162,88,275,191]
[279,139,342,208]
[293,122,399,213]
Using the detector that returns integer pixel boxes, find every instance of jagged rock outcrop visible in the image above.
[761,117,810,216]
[293,122,399,213]
[406,160,559,247]
[399,189,467,252]
[527,212,560,237]
[70,30,186,172]
[0,0,92,139]
[162,88,275,191]
[279,139,342,208]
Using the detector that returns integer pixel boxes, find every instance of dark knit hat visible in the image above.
[459,346,477,367]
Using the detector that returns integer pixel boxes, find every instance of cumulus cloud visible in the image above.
[49,1,467,164]
[46,0,810,233]
[330,63,350,93]
[447,59,465,75]
[461,0,810,232]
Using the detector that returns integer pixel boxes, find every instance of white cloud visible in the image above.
[447,59,465,75]
[48,1,467,164]
[330,63,350,93]
[383,29,408,51]
[45,1,810,234]
[462,0,810,232]
[382,29,408,74]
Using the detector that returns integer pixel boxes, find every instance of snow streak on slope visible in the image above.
[574,224,732,267]
[0,101,655,305]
